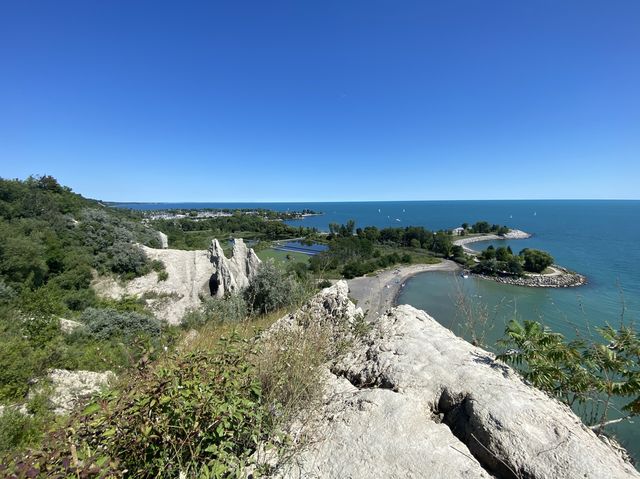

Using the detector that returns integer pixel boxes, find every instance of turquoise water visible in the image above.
[125,200,640,458]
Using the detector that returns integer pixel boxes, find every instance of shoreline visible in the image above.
[453,229,532,254]
[454,229,587,288]
[471,266,587,288]
[347,229,587,316]
[347,260,460,319]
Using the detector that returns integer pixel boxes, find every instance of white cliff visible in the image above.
[275,282,639,479]
[93,238,261,324]
[209,238,261,298]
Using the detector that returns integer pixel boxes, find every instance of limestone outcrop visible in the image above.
[277,282,638,479]
[43,369,115,415]
[93,246,213,324]
[209,238,261,298]
[93,238,261,324]
[158,231,169,249]
[58,317,83,333]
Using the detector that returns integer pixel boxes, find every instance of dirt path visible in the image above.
[347,260,460,320]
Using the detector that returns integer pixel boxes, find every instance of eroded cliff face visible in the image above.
[209,238,261,298]
[277,282,638,479]
[93,238,261,324]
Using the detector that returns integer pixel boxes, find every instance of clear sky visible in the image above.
[1,1,639,201]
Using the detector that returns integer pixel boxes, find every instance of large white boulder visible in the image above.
[276,282,638,479]
[46,369,115,415]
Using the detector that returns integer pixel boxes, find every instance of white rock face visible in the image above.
[58,317,83,333]
[158,231,169,249]
[269,280,363,334]
[93,246,213,324]
[276,283,638,479]
[93,238,261,324]
[209,238,261,298]
[502,228,531,239]
[46,369,115,415]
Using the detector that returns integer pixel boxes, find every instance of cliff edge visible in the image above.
[278,282,638,478]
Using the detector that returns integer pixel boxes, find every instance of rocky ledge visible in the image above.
[277,282,637,478]
[474,265,587,288]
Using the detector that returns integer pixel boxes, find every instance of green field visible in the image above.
[257,248,311,265]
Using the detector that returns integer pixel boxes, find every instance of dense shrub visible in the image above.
[80,308,161,340]
[341,261,372,279]
[0,280,16,303]
[244,261,304,314]
[0,314,60,401]
[182,294,248,328]
[105,242,149,278]
[0,409,43,453]
[0,338,277,478]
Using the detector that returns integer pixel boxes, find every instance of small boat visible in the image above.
[395,218,401,222]
[378,208,381,213]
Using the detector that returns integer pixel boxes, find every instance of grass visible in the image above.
[181,309,286,353]
[256,248,311,265]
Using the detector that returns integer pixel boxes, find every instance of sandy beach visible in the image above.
[453,229,531,254]
[347,260,460,320]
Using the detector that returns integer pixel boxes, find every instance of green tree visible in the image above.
[495,246,511,261]
[498,320,640,432]
[520,248,554,273]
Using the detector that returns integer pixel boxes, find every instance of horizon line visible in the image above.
[105,198,640,204]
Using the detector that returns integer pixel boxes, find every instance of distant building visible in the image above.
[452,227,465,236]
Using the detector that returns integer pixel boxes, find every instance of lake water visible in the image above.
[274,241,328,255]
[124,200,640,458]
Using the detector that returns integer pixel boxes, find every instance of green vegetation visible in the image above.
[520,248,554,273]
[150,213,318,250]
[472,246,554,276]
[0,176,181,463]
[256,248,310,265]
[498,320,640,433]
[0,176,324,476]
[244,261,307,315]
[0,337,280,478]
[0,176,171,411]
[307,222,460,279]
[182,294,249,329]
[463,221,510,235]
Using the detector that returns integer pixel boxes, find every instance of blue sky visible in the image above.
[1,1,639,201]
